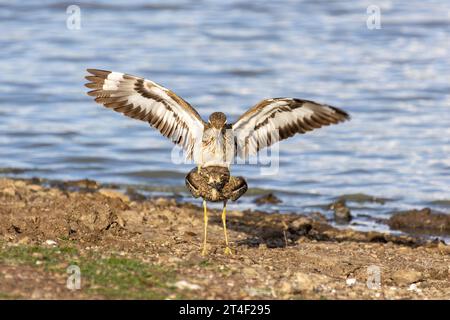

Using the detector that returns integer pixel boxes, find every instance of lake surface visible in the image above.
[0,0,449,238]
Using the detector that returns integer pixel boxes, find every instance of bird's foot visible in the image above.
[224,247,233,255]
[201,247,208,256]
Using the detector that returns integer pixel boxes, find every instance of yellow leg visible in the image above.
[222,201,232,255]
[202,200,208,256]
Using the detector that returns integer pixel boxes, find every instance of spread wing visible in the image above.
[232,98,350,158]
[85,69,205,158]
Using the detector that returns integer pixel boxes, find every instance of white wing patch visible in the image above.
[86,69,205,159]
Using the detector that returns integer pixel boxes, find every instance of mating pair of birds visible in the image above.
[85,69,350,255]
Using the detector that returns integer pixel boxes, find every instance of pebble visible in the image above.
[2,187,16,197]
[279,281,293,294]
[437,241,450,255]
[116,210,141,227]
[28,185,42,192]
[391,270,423,285]
[173,280,201,291]
[44,240,57,246]
[293,272,315,292]
[331,200,352,223]
[289,217,312,235]
[18,236,30,244]
[242,267,258,278]
[408,283,422,293]
[13,181,27,188]
[98,188,130,202]
[254,193,282,205]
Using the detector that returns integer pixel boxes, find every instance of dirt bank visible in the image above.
[0,178,448,299]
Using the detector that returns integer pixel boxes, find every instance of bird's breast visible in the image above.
[198,128,233,167]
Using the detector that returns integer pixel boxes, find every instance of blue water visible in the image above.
[0,0,449,236]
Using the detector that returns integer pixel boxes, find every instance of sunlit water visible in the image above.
[0,1,449,239]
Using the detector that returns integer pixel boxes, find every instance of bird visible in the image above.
[85,68,350,255]
[185,165,247,255]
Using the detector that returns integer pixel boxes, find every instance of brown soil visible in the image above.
[0,178,449,299]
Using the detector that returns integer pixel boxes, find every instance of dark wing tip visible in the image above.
[87,89,102,97]
[293,98,351,122]
[86,68,111,78]
[329,106,351,121]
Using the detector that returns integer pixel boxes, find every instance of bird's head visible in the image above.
[208,112,227,129]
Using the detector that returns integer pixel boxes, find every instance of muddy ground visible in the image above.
[0,178,448,299]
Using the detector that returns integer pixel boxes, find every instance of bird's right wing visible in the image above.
[85,69,205,158]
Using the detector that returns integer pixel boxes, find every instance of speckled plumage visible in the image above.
[185,166,247,202]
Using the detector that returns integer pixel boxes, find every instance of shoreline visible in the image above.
[0,177,449,299]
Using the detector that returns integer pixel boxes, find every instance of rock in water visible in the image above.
[388,208,450,235]
[330,199,352,223]
[254,193,282,205]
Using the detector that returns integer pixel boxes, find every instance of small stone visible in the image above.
[242,267,258,278]
[346,278,357,286]
[98,188,130,202]
[292,272,315,292]
[408,283,422,293]
[437,241,450,255]
[2,187,16,197]
[279,281,293,294]
[330,199,352,223]
[45,240,57,246]
[168,256,182,264]
[125,187,146,201]
[116,210,142,227]
[13,180,27,188]
[245,287,273,297]
[391,270,423,285]
[28,184,42,192]
[155,197,176,206]
[289,217,312,235]
[173,280,201,291]
[18,236,30,244]
[254,193,282,205]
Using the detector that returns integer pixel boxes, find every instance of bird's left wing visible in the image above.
[232,98,350,158]
[85,69,205,158]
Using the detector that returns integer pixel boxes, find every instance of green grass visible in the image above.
[0,243,78,271]
[79,256,177,299]
[0,242,179,299]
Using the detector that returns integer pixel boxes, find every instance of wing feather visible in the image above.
[232,98,350,158]
[85,69,205,158]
